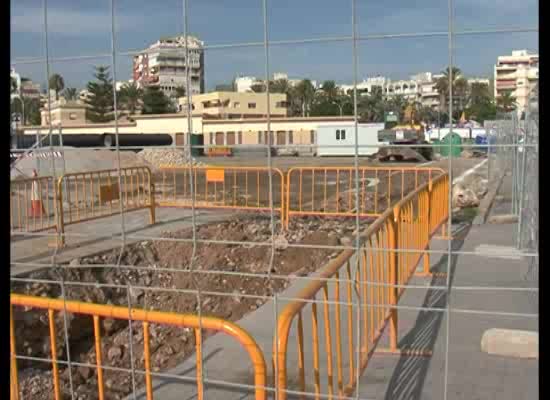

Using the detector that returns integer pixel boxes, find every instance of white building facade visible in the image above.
[133,35,205,97]
[494,50,539,114]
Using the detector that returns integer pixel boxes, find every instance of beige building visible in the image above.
[178,91,288,119]
[23,113,357,155]
[40,99,87,126]
[494,50,539,114]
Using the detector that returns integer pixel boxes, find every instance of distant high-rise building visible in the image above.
[494,50,538,114]
[133,35,205,97]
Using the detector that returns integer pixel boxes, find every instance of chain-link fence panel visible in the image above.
[518,85,539,312]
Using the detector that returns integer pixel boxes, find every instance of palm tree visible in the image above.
[358,86,385,122]
[293,79,316,117]
[468,82,490,106]
[497,91,517,113]
[63,87,78,101]
[119,82,143,115]
[48,73,65,100]
[320,80,339,102]
[270,79,291,95]
[435,66,468,115]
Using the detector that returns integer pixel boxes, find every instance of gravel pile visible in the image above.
[137,149,205,168]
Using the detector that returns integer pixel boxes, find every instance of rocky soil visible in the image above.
[137,149,205,169]
[12,215,373,400]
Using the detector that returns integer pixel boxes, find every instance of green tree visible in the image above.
[63,87,78,101]
[174,86,186,98]
[292,79,316,117]
[118,82,143,115]
[24,98,41,125]
[85,66,115,123]
[496,91,517,113]
[435,66,468,115]
[142,86,174,114]
[386,95,408,121]
[270,79,291,95]
[48,73,65,100]
[358,86,385,122]
[319,80,339,102]
[467,82,490,106]
[250,82,266,93]
[11,77,18,94]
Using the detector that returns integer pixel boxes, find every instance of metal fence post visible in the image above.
[422,184,432,275]
[56,176,66,248]
[388,205,400,352]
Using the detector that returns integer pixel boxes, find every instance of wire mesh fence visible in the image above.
[518,85,539,312]
[10,0,538,399]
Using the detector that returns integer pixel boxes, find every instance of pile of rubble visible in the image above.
[452,173,489,210]
[12,215,366,400]
[137,148,205,169]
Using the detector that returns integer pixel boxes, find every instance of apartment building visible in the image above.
[178,91,288,119]
[494,50,539,113]
[234,72,318,93]
[133,35,205,97]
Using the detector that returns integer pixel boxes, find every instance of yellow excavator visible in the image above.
[377,105,432,160]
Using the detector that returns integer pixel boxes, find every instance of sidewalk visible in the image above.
[129,220,537,400]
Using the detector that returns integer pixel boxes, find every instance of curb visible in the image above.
[472,172,505,225]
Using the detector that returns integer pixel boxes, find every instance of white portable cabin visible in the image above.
[316,122,383,156]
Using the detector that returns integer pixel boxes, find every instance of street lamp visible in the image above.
[331,100,343,116]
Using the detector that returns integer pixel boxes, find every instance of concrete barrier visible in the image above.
[481,328,538,359]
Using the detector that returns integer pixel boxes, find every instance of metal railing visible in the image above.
[285,167,445,228]
[10,293,267,400]
[157,166,286,223]
[10,175,58,234]
[57,166,156,245]
[274,173,449,399]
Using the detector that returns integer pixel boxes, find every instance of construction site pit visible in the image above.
[12,214,375,400]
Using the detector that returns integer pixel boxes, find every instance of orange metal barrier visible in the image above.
[157,166,286,222]
[274,173,449,400]
[57,166,156,244]
[10,293,267,400]
[10,175,58,234]
[284,166,445,228]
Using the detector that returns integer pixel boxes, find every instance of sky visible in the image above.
[11,0,538,91]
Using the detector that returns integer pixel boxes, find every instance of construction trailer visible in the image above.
[316,122,383,156]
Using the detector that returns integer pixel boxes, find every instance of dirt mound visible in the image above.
[12,215,371,400]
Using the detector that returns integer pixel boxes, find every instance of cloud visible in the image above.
[11,6,145,36]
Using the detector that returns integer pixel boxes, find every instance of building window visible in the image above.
[336,129,346,141]
[310,130,315,144]
[233,102,240,108]
[288,131,293,144]
[248,102,256,109]
[238,131,242,144]
[258,132,262,144]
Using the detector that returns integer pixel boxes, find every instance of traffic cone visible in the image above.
[29,169,46,218]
